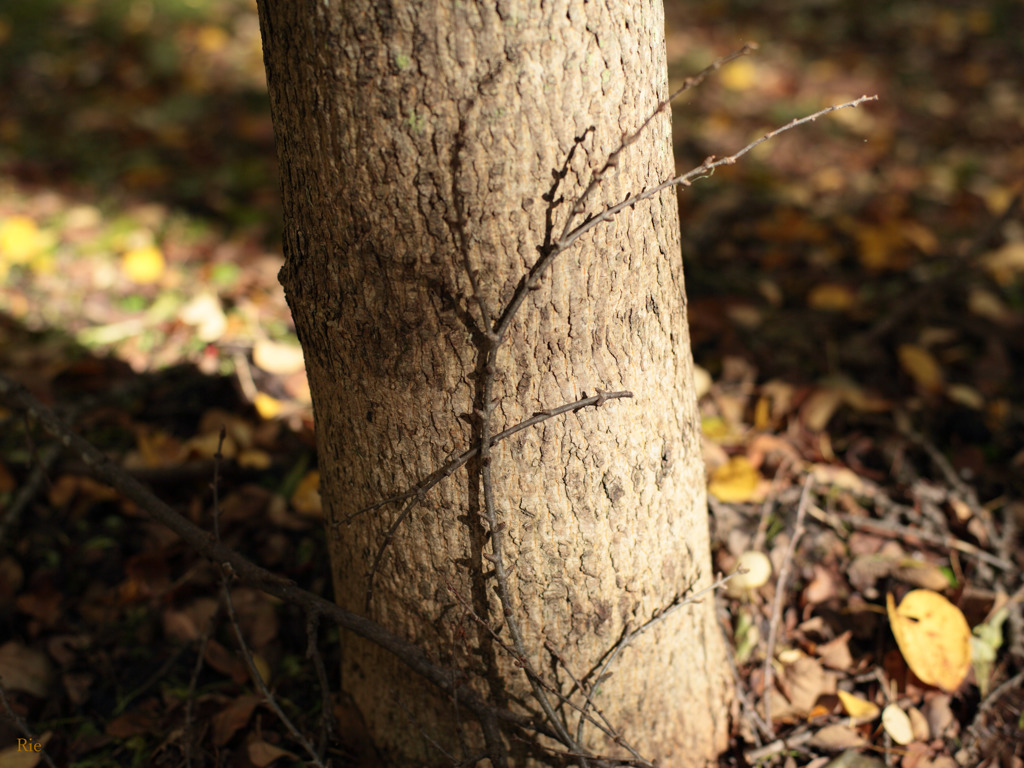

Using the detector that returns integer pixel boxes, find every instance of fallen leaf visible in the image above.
[921,694,955,738]
[776,653,836,718]
[291,470,322,518]
[708,456,762,503]
[823,752,885,768]
[0,642,53,697]
[945,382,986,410]
[887,590,971,691]
[106,710,156,738]
[254,392,284,419]
[205,638,248,684]
[809,723,868,749]
[970,605,1007,696]
[0,215,46,265]
[720,57,758,91]
[808,283,857,311]
[122,244,166,284]
[800,387,844,432]
[897,344,944,393]
[981,241,1024,285]
[908,706,930,741]
[212,694,261,746]
[893,558,951,591]
[248,739,298,767]
[837,689,880,719]
[179,293,228,341]
[817,632,854,671]
[881,703,914,745]
[253,338,306,375]
[692,365,712,399]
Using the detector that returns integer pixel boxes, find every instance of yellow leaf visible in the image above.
[250,652,272,686]
[807,283,857,312]
[122,245,166,284]
[291,470,322,518]
[981,242,1024,286]
[897,344,944,393]
[253,392,283,419]
[800,387,844,432]
[886,590,971,692]
[708,456,761,502]
[836,690,880,720]
[0,215,46,265]
[720,58,757,91]
[856,226,900,271]
[196,25,229,53]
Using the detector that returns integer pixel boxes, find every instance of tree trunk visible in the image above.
[257,1,731,764]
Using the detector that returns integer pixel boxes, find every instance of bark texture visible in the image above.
[257,0,731,764]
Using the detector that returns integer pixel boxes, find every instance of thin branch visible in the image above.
[360,390,633,606]
[0,440,61,546]
[350,390,633,520]
[577,571,740,741]
[812,509,1015,571]
[184,618,215,768]
[543,640,650,768]
[475,337,584,765]
[493,95,877,346]
[212,429,326,768]
[447,582,641,760]
[306,615,338,756]
[223,580,326,767]
[761,474,813,734]
[563,42,758,234]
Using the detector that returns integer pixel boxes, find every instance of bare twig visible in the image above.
[352,390,634,521]
[475,346,584,765]
[822,510,1014,571]
[454,73,875,764]
[223,581,326,767]
[446,581,643,762]
[761,474,813,734]
[306,615,338,755]
[0,440,61,546]
[716,595,773,745]
[578,571,740,744]
[565,43,758,229]
[894,411,1005,567]
[359,390,633,606]
[212,429,327,767]
[184,620,214,768]
[492,95,878,349]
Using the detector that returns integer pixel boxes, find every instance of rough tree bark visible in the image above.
[257,1,731,764]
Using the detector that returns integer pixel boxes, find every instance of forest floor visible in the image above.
[0,1,1021,766]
